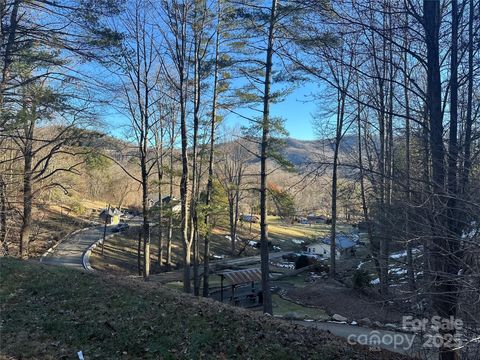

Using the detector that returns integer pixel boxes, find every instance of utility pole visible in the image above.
[101,204,111,256]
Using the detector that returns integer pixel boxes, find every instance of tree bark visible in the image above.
[447,0,459,238]
[423,2,458,359]
[203,31,219,292]
[19,116,34,259]
[356,106,378,275]
[141,158,150,279]
[229,196,236,255]
[461,0,474,193]
[259,0,277,315]
[155,127,164,267]
[330,89,345,278]
[190,13,201,296]
[403,15,415,292]
[138,232,143,276]
[0,174,8,255]
[166,119,175,270]
[180,58,190,293]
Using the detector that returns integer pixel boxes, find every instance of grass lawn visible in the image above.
[0,258,409,360]
[90,224,259,275]
[272,294,330,321]
[274,273,312,288]
[236,216,354,251]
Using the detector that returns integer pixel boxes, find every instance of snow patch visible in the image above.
[357,261,369,270]
[389,267,408,275]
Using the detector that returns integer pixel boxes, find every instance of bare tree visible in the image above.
[106,0,162,278]
[159,0,193,292]
[216,136,249,255]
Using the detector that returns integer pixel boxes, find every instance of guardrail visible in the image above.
[40,222,100,262]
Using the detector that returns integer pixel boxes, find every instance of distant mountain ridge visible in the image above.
[281,136,357,166]
[78,129,358,167]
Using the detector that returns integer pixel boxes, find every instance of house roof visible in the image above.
[149,194,178,203]
[100,208,121,217]
[321,235,356,249]
[149,195,179,207]
[220,268,262,286]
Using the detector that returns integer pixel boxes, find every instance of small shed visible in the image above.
[218,268,263,307]
[99,207,121,225]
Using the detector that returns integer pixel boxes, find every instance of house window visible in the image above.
[312,248,315,253]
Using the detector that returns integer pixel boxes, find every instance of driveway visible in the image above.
[40,226,112,269]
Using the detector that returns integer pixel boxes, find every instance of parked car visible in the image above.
[112,223,129,233]
[241,214,259,223]
[282,252,300,262]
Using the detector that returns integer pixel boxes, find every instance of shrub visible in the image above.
[71,202,87,216]
[295,255,316,269]
[352,269,371,290]
[314,263,330,274]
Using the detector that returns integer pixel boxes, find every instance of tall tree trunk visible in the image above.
[19,117,34,259]
[202,113,216,297]
[403,15,415,292]
[175,1,190,293]
[424,3,458,359]
[202,4,220,294]
[155,129,164,267]
[356,107,378,275]
[233,181,241,251]
[166,120,175,270]
[180,113,190,294]
[405,81,415,292]
[0,174,8,255]
[180,67,190,293]
[191,18,201,297]
[330,90,345,278]
[20,152,32,259]
[229,197,236,254]
[447,0,459,237]
[193,224,200,295]
[379,19,390,297]
[259,0,277,315]
[141,158,150,279]
[462,0,474,193]
[138,232,143,276]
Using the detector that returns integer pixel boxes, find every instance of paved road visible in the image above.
[40,226,112,269]
[40,225,435,358]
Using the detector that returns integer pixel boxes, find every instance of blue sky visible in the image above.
[103,84,320,141]
[269,85,318,140]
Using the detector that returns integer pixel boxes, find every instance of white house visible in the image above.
[148,195,181,213]
[306,242,341,259]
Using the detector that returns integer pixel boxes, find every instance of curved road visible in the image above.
[40,226,111,269]
[41,226,433,358]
